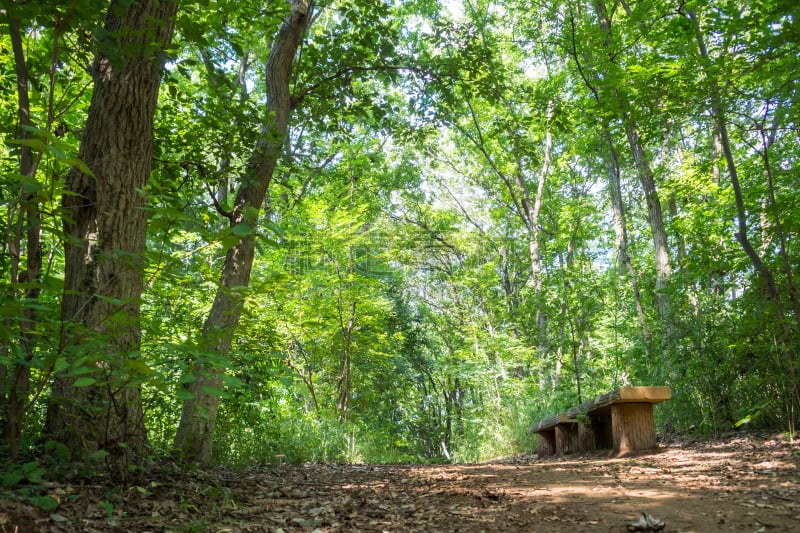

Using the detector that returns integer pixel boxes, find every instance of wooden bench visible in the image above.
[532,386,671,457]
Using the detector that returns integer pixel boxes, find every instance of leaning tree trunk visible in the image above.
[687,9,798,424]
[44,0,177,479]
[174,0,315,464]
[687,10,778,300]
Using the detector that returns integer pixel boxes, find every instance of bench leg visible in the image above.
[612,403,657,453]
[578,422,595,452]
[537,429,557,457]
[556,424,579,454]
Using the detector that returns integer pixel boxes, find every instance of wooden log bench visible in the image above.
[532,386,671,457]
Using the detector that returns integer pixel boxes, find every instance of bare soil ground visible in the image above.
[2,432,799,532]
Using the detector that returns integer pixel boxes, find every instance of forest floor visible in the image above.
[2,432,799,532]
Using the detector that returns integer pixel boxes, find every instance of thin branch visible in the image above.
[290,64,430,108]
[203,180,234,220]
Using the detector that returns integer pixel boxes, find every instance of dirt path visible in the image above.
[3,433,799,532]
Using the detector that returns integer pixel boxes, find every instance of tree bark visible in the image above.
[566,1,673,352]
[174,0,314,464]
[44,0,177,479]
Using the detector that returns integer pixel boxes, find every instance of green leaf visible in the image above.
[232,223,253,236]
[7,138,47,152]
[30,496,59,512]
[89,449,110,461]
[65,366,96,378]
[98,499,114,518]
[25,467,46,485]
[200,385,231,399]
[73,377,97,387]
[124,359,153,376]
[95,294,127,306]
[176,388,195,401]
[22,460,40,472]
[179,373,197,384]
[2,472,23,487]
[60,157,94,175]
[44,440,72,460]
[221,374,245,389]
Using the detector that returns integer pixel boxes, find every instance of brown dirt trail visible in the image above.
[2,433,798,532]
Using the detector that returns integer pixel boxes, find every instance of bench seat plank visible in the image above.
[531,412,575,433]
[566,386,671,418]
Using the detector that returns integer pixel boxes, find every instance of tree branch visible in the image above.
[290,64,429,109]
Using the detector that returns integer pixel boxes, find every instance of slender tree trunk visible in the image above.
[2,13,43,462]
[687,10,778,300]
[561,243,583,403]
[621,113,672,322]
[336,301,356,422]
[687,9,798,425]
[336,170,358,422]
[287,339,320,412]
[758,115,800,333]
[590,0,672,326]
[174,0,314,464]
[711,129,723,187]
[601,124,649,342]
[44,0,177,479]
[669,141,688,263]
[523,100,554,333]
[569,1,674,343]
[508,101,553,383]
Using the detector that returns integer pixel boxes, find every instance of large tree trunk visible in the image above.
[174,0,314,464]
[44,0,177,479]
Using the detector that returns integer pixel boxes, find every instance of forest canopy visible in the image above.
[1,0,798,477]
